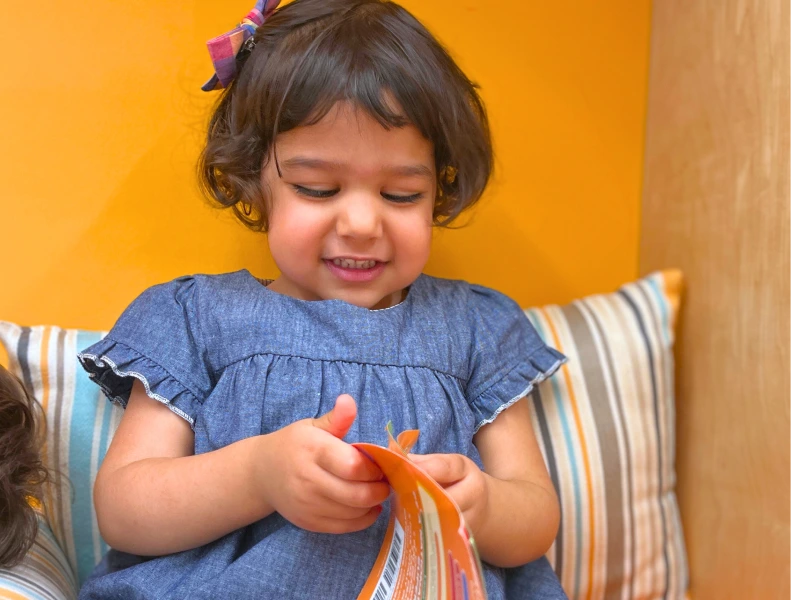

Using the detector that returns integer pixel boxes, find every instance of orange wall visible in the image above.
[0,1,651,331]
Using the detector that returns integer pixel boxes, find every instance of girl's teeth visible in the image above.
[332,258,376,269]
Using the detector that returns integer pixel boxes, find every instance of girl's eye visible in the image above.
[292,185,338,199]
[382,192,424,204]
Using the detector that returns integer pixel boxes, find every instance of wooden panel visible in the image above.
[640,1,789,598]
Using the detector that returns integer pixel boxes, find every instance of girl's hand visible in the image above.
[409,453,490,535]
[255,394,390,534]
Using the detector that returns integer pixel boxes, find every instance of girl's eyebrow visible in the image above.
[281,156,434,179]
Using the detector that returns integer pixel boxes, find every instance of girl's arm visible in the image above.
[410,398,559,567]
[95,381,388,556]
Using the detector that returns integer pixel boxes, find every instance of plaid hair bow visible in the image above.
[201,0,281,91]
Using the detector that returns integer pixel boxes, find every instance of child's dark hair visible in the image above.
[199,0,493,231]
[0,365,50,568]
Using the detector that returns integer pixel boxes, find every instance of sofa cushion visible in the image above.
[524,270,688,599]
[0,324,121,588]
[0,514,77,599]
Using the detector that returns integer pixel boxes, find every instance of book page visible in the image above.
[354,429,487,600]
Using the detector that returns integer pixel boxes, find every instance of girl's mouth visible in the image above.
[331,258,377,269]
[324,259,386,283]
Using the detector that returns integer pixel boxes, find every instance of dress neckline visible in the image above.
[241,269,422,314]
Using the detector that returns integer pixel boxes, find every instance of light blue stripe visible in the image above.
[71,330,106,586]
[526,310,583,599]
[646,275,670,343]
[96,390,114,558]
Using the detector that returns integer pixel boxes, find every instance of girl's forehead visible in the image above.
[274,102,435,170]
[285,101,402,139]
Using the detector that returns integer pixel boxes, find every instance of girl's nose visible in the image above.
[335,193,383,240]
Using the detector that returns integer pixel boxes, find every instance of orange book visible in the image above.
[353,425,487,600]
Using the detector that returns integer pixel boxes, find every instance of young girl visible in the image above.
[77,0,568,597]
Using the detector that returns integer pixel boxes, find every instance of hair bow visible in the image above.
[201,0,281,92]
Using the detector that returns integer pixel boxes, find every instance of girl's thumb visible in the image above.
[312,394,357,439]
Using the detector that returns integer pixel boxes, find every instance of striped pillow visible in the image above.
[0,323,122,590]
[525,270,689,599]
[0,514,77,600]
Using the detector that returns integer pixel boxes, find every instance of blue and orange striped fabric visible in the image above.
[526,270,688,599]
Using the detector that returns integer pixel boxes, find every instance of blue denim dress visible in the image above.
[77,270,568,599]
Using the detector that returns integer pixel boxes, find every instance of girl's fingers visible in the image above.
[317,440,384,482]
[312,499,379,521]
[310,506,383,534]
[316,470,391,509]
[410,453,468,484]
[443,479,475,512]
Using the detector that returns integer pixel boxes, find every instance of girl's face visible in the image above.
[262,102,435,310]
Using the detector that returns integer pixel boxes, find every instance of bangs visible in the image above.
[265,5,442,137]
[281,55,411,133]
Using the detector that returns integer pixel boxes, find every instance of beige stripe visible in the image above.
[633,281,675,595]
[632,282,673,493]
[617,291,664,599]
[631,283,674,595]
[670,495,688,597]
[59,329,78,574]
[609,294,656,599]
[30,327,61,559]
[51,328,70,574]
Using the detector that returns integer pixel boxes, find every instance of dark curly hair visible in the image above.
[198,0,493,231]
[0,365,50,568]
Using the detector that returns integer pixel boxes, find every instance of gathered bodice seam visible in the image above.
[215,350,467,382]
